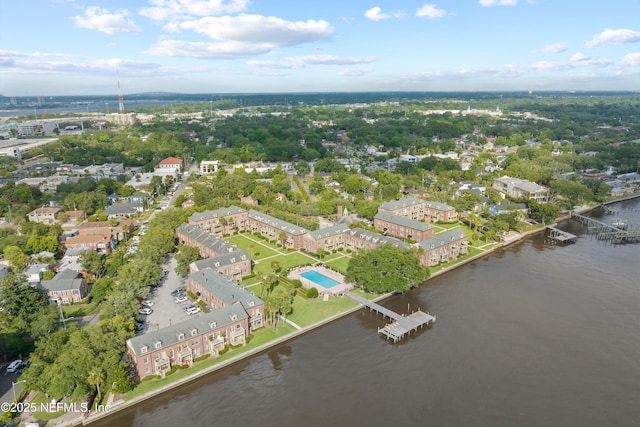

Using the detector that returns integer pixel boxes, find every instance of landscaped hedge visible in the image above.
[194,354,210,362]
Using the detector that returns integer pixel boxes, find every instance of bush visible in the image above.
[165,366,178,376]
[198,300,208,312]
[219,346,229,355]
[142,375,161,381]
[194,354,210,362]
[291,279,302,288]
[306,287,319,298]
[187,290,197,300]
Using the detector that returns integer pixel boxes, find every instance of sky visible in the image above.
[1,0,639,96]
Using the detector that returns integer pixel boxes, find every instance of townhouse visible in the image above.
[127,304,250,379]
[373,212,435,241]
[187,269,264,332]
[418,229,469,267]
[40,270,89,304]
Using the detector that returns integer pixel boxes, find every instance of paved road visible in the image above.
[0,364,26,406]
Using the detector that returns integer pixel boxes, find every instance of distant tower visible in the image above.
[117,81,125,114]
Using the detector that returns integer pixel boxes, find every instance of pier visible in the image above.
[571,213,640,244]
[546,226,577,244]
[346,292,435,343]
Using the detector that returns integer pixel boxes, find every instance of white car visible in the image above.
[174,295,187,303]
[138,307,153,315]
[185,306,200,315]
[141,300,154,307]
[6,360,22,374]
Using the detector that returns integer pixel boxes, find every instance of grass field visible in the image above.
[324,256,351,274]
[227,234,280,259]
[252,252,317,275]
[287,294,359,327]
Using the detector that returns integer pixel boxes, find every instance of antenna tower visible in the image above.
[117,81,125,114]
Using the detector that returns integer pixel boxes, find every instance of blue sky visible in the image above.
[1,0,639,96]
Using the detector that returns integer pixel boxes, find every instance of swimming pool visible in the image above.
[300,270,340,289]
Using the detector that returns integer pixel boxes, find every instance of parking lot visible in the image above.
[136,255,202,333]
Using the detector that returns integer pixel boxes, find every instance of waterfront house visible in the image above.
[492,176,549,203]
[126,304,249,380]
[418,229,469,267]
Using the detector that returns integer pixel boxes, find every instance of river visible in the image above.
[93,199,640,427]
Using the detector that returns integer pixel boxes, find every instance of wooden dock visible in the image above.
[346,292,435,343]
[572,213,639,244]
[546,226,577,244]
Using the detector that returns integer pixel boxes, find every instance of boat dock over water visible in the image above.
[346,292,435,343]
[546,226,577,244]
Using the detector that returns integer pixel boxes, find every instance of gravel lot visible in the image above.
[136,255,202,333]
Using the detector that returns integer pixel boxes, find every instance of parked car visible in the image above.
[16,360,30,373]
[174,295,188,303]
[6,360,22,373]
[186,306,200,315]
[141,300,154,307]
[138,307,153,315]
[134,321,144,332]
[171,287,186,297]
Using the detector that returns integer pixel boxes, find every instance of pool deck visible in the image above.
[288,265,353,295]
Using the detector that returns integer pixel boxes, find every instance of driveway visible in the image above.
[136,255,201,333]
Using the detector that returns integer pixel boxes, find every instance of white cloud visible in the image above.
[416,4,446,19]
[140,0,249,21]
[533,43,567,54]
[479,0,518,6]
[570,52,589,62]
[172,14,333,47]
[586,28,640,48]
[247,55,377,69]
[621,52,640,66]
[0,50,81,59]
[246,60,298,69]
[364,7,403,21]
[338,68,371,76]
[72,6,141,35]
[289,54,377,65]
[145,40,273,58]
[365,7,389,21]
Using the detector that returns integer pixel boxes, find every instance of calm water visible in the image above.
[95,199,640,427]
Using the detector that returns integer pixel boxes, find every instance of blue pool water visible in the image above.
[300,270,340,289]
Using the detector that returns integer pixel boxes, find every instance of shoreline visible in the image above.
[52,197,637,426]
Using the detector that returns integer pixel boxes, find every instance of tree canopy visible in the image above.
[346,244,429,293]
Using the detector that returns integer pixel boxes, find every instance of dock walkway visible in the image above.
[546,226,577,243]
[572,213,640,244]
[346,292,435,343]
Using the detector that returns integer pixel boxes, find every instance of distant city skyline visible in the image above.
[1,0,639,96]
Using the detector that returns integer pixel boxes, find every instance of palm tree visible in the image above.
[270,260,280,274]
[87,367,105,402]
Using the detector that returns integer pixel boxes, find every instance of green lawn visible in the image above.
[428,246,485,274]
[252,252,316,275]
[227,235,280,260]
[324,256,351,274]
[287,294,359,327]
